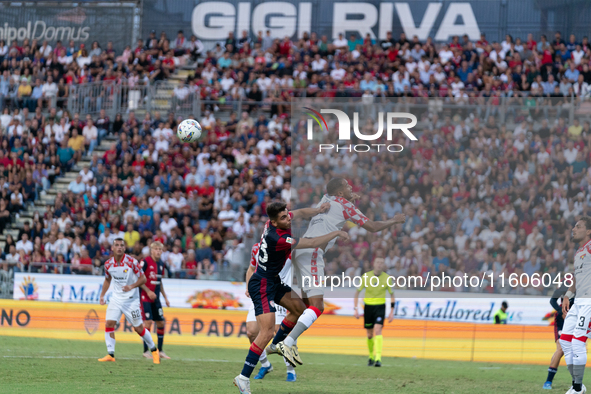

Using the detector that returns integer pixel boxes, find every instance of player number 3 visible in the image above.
[259,238,268,263]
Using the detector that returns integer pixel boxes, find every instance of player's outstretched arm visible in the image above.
[291,202,331,220]
[295,230,349,250]
[99,277,111,305]
[362,213,406,233]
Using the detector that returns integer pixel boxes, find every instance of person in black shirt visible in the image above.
[552,31,565,49]
[397,32,410,47]
[380,31,396,51]
[543,286,572,389]
[538,119,551,140]
[225,32,237,53]
[17,220,33,242]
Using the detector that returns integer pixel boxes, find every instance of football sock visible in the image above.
[284,306,322,347]
[139,328,157,351]
[546,367,557,383]
[375,335,383,362]
[105,328,115,356]
[241,343,263,378]
[285,356,295,372]
[272,318,295,345]
[259,349,271,368]
[572,337,587,386]
[157,327,165,351]
[367,337,375,359]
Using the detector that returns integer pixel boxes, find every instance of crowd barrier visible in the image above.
[13,273,557,325]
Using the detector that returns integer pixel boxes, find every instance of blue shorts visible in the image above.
[248,272,291,317]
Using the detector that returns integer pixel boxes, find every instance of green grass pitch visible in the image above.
[0,336,570,393]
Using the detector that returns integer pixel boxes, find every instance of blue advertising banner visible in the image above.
[141,0,591,45]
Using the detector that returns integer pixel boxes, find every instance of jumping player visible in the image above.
[245,242,297,382]
[233,201,348,394]
[353,257,395,367]
[543,285,572,389]
[559,217,591,394]
[140,241,171,360]
[98,238,160,364]
[276,178,405,366]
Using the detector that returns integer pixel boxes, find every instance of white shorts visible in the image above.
[562,301,591,339]
[293,247,325,297]
[105,297,143,327]
[246,304,287,325]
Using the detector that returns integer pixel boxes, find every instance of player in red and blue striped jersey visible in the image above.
[233,201,348,394]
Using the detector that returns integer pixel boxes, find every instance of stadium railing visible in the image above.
[62,78,586,127]
[67,81,153,118]
[183,89,583,126]
[3,262,242,281]
[0,266,13,298]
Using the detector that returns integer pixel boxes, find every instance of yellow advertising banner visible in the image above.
[0,300,565,365]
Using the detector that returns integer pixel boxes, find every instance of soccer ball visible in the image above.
[177,119,202,143]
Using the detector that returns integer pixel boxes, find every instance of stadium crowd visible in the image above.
[0,27,590,295]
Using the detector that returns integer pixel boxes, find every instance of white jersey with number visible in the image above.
[303,194,369,251]
[250,242,292,287]
[104,254,143,303]
[574,239,591,303]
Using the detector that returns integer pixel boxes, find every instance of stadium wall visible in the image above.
[15,273,557,326]
[0,1,136,51]
[0,299,567,365]
[142,0,591,46]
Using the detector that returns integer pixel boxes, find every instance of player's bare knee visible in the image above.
[247,329,258,343]
[309,298,324,313]
[367,329,374,339]
[133,324,144,334]
[105,320,117,328]
[292,301,307,317]
[374,325,383,335]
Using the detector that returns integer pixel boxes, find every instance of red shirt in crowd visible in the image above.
[198,185,215,197]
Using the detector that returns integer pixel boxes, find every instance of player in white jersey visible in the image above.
[245,242,297,382]
[98,238,160,364]
[560,217,591,394]
[277,177,406,366]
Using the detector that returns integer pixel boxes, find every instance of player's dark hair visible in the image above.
[113,238,125,243]
[580,216,591,230]
[266,202,287,221]
[326,177,346,196]
[502,301,508,309]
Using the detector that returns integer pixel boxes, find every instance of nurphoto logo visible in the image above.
[304,107,418,153]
